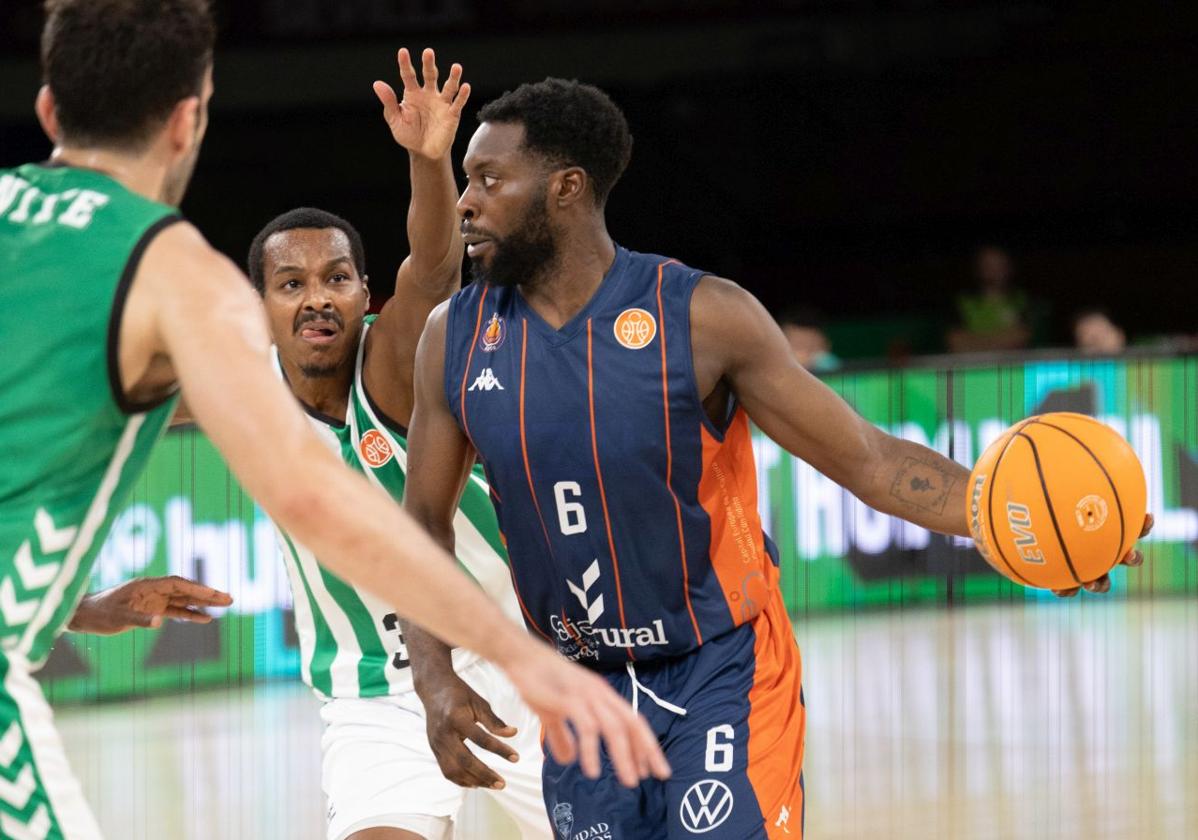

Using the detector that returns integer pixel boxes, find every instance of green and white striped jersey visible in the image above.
[273,317,520,699]
[0,163,179,667]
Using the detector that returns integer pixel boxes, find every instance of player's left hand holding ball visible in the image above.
[1052,513,1152,598]
[68,575,234,635]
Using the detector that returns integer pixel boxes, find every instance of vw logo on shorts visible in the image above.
[679,779,735,833]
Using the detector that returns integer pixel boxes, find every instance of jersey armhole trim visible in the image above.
[360,378,410,438]
[106,213,185,415]
[681,271,734,442]
[357,321,411,438]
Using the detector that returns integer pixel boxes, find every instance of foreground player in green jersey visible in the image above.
[247,49,546,840]
[0,3,666,838]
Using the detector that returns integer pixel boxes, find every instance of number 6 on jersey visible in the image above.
[554,480,588,535]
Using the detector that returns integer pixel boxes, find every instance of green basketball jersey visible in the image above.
[273,317,519,699]
[0,163,180,666]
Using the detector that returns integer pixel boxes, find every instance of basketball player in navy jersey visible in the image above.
[401,79,1149,839]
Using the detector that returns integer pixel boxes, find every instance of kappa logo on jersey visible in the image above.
[357,429,394,468]
[468,368,505,391]
[613,307,657,349]
[776,804,793,834]
[554,560,667,654]
[480,313,507,352]
[679,779,735,833]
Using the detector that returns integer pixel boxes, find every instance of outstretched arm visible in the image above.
[690,276,1147,595]
[691,276,972,537]
[363,47,469,428]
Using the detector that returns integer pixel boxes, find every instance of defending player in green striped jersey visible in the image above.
[247,49,552,839]
[270,315,520,700]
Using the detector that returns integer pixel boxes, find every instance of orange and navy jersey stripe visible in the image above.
[444,246,780,667]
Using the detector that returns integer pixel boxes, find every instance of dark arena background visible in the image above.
[1,2,1196,839]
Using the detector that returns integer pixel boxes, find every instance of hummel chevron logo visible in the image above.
[13,544,58,591]
[0,581,38,627]
[1,508,72,629]
[34,508,75,554]
[0,765,36,811]
[1,804,51,840]
[468,368,504,392]
[566,560,604,624]
[0,723,23,768]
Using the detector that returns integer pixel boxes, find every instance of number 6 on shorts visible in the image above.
[705,724,735,772]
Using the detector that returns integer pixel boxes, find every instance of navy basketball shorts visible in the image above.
[542,593,805,839]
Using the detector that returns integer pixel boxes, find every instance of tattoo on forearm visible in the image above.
[889,457,956,515]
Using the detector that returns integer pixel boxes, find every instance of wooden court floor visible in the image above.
[55,599,1197,839]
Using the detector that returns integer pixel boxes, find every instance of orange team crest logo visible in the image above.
[358,429,394,468]
[613,308,657,349]
[480,313,506,352]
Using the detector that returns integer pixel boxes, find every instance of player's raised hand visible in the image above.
[503,643,670,788]
[421,670,520,790]
[372,47,470,161]
[1053,513,1153,598]
[68,575,233,635]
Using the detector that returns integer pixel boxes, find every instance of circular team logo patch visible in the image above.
[358,429,394,468]
[1074,494,1109,532]
[480,313,507,352]
[613,308,657,349]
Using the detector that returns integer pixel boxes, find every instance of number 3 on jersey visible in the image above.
[553,480,588,535]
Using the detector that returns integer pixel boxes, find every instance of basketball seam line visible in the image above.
[1015,431,1082,586]
[1029,419,1127,575]
[987,424,1037,587]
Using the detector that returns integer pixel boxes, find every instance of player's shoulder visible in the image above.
[690,274,765,331]
[137,220,251,302]
[424,297,453,332]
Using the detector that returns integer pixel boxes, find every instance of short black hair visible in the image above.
[247,207,366,293]
[477,78,632,206]
[41,0,215,150]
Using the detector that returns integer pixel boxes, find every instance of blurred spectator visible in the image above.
[1072,308,1127,354]
[778,307,841,372]
[946,245,1032,353]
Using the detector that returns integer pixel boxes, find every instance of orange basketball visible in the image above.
[967,412,1147,590]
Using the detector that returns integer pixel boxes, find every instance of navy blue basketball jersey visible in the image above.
[444,246,780,668]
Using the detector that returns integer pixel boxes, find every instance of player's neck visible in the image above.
[50,146,169,204]
[279,355,354,425]
[520,227,616,330]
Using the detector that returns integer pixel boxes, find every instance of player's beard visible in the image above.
[468,192,557,289]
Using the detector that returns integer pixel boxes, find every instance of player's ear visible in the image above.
[165,95,202,158]
[34,86,61,146]
[552,166,588,209]
[361,275,371,306]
